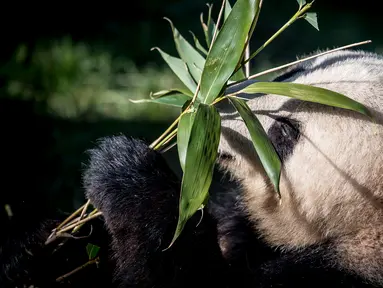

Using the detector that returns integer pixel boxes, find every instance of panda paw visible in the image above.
[83,135,178,218]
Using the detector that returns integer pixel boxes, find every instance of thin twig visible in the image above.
[153,129,178,150]
[149,114,182,149]
[57,212,103,234]
[159,141,177,154]
[234,0,263,74]
[211,95,228,105]
[56,257,99,282]
[46,215,83,244]
[70,209,99,234]
[79,200,90,220]
[242,1,312,68]
[45,225,94,246]
[190,80,202,106]
[211,0,226,46]
[245,43,250,77]
[72,200,91,233]
[247,40,372,80]
[56,203,86,230]
[161,132,177,148]
[46,215,85,245]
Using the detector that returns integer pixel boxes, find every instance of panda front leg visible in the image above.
[83,135,228,288]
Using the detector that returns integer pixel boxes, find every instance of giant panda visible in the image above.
[83,49,383,287]
[1,49,382,288]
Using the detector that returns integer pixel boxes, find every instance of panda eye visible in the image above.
[281,125,289,137]
[218,152,234,161]
[275,117,300,140]
[267,117,301,161]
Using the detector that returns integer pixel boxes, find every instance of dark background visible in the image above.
[0,0,381,214]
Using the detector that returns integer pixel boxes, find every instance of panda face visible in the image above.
[216,50,383,250]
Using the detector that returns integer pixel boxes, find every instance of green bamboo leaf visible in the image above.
[150,88,193,98]
[181,98,192,112]
[86,243,100,260]
[200,13,208,44]
[191,62,203,76]
[169,104,221,248]
[228,96,281,196]
[304,12,319,31]
[177,110,196,172]
[189,31,208,56]
[203,4,217,47]
[224,0,232,20]
[164,18,206,82]
[296,0,306,8]
[238,82,371,117]
[151,47,197,93]
[229,67,246,82]
[199,0,260,104]
[128,93,191,108]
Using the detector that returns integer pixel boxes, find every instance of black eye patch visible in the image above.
[267,117,301,162]
[218,152,235,161]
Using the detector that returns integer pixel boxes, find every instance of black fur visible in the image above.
[0,215,54,286]
[82,135,373,287]
[1,135,377,287]
[272,67,306,82]
[0,209,113,287]
[83,136,227,287]
[251,244,376,288]
[267,117,301,161]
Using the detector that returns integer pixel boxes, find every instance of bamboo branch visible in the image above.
[56,257,99,282]
[56,203,86,230]
[57,212,103,234]
[247,40,372,80]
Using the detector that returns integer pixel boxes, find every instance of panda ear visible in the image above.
[267,117,301,162]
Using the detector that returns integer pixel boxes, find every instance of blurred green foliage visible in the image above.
[0,0,381,212]
[1,38,183,121]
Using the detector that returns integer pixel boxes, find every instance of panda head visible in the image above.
[215,49,383,283]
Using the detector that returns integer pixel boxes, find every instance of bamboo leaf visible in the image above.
[228,96,281,196]
[229,67,246,82]
[150,88,193,98]
[165,18,206,82]
[190,31,208,56]
[151,47,197,93]
[86,243,100,260]
[128,94,191,108]
[199,0,260,104]
[177,110,196,172]
[169,104,221,247]
[304,12,319,31]
[202,4,217,47]
[224,0,232,20]
[296,0,306,8]
[182,99,192,112]
[238,82,371,117]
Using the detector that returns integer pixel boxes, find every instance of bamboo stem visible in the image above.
[56,203,86,230]
[56,257,99,282]
[247,40,372,80]
[57,212,103,234]
[242,2,312,68]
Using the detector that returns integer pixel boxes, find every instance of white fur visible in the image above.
[217,50,383,284]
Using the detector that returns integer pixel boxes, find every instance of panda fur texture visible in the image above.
[1,49,382,288]
[217,49,383,285]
